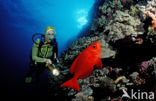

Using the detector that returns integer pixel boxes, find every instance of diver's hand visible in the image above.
[45,59,52,64]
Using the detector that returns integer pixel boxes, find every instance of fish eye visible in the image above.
[93,45,96,49]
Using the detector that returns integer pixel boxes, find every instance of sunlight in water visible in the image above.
[76,9,88,28]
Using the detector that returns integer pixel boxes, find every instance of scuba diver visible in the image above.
[25,26,59,83]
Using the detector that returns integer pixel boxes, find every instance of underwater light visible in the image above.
[47,64,60,76]
[52,68,60,76]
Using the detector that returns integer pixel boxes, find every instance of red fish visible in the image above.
[61,41,103,91]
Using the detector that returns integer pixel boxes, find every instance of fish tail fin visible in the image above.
[61,77,80,92]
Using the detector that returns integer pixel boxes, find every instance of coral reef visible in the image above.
[91,0,123,32]
[49,0,156,100]
[104,10,144,42]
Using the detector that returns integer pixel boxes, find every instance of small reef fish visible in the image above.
[61,41,103,91]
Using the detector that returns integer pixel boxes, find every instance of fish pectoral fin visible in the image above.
[95,58,103,69]
[61,78,80,92]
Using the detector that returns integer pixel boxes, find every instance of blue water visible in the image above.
[0,0,95,55]
[0,0,95,98]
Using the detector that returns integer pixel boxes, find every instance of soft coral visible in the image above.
[142,9,156,30]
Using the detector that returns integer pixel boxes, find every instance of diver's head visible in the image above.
[45,26,56,42]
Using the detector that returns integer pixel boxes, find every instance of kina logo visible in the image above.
[121,89,155,100]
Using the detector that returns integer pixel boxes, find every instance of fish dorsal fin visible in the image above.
[70,54,81,74]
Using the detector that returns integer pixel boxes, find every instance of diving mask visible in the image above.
[46,29,55,40]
